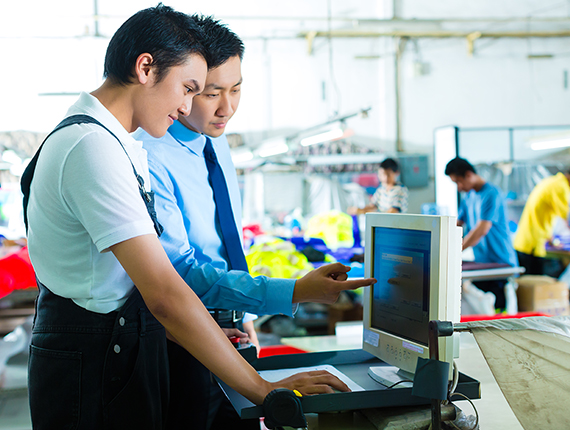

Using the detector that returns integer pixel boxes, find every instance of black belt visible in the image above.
[208,309,244,324]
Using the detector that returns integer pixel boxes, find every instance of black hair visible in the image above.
[190,14,244,69]
[380,158,399,173]
[104,4,206,86]
[445,157,476,177]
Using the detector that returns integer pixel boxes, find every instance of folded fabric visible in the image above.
[305,210,354,250]
[246,238,313,279]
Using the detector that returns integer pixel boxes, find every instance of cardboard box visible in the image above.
[516,275,570,316]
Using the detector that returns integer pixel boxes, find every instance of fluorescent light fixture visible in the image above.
[531,138,570,151]
[230,148,254,164]
[256,137,289,158]
[529,131,570,151]
[300,128,344,147]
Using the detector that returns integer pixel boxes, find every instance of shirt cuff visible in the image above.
[264,278,296,317]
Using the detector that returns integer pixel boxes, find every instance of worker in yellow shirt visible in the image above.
[513,171,570,276]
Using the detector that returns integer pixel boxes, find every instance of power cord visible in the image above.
[386,379,414,389]
[450,360,459,396]
[448,392,479,430]
[383,361,477,429]
[446,361,479,429]
[386,360,457,391]
[443,360,460,405]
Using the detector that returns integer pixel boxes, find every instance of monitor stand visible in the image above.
[368,366,414,388]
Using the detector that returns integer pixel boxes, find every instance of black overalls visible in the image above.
[22,115,168,430]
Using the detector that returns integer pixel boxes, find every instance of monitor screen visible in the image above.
[370,227,431,346]
[362,214,461,382]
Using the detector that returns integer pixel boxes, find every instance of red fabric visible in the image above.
[243,223,264,237]
[258,345,307,358]
[460,312,549,322]
[0,246,37,299]
[355,173,379,188]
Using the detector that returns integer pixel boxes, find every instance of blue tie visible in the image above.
[203,137,249,272]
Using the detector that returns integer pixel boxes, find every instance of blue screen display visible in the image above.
[371,227,431,345]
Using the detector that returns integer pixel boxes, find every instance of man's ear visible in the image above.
[134,53,154,85]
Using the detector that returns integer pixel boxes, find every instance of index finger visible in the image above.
[319,262,350,276]
[334,277,377,290]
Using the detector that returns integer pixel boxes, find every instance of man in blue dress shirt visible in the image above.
[135,15,375,430]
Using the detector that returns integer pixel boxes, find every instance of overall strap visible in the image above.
[21,114,163,236]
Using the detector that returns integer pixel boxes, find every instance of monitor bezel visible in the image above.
[362,213,461,377]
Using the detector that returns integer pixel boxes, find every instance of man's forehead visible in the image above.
[204,76,243,90]
[203,56,242,89]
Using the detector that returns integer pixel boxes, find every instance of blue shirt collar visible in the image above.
[168,120,206,156]
[477,182,490,194]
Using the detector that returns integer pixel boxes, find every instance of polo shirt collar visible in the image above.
[69,92,138,147]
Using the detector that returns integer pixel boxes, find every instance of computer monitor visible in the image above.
[362,213,462,387]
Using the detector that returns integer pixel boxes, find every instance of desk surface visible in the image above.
[281,332,524,430]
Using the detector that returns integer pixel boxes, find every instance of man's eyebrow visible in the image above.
[189,79,202,93]
[204,78,243,91]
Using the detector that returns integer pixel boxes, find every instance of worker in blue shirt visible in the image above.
[445,157,518,310]
[135,15,375,430]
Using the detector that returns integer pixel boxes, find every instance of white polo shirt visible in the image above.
[27,92,156,313]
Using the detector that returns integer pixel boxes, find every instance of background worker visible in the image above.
[445,157,518,310]
[135,14,375,430]
[24,6,372,429]
[514,169,570,277]
[348,158,409,215]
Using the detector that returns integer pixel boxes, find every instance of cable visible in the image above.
[450,360,459,396]
[385,360,457,392]
[448,392,479,430]
[386,379,414,389]
[441,360,459,406]
[381,365,476,429]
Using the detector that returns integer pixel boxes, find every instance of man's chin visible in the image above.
[206,128,224,138]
